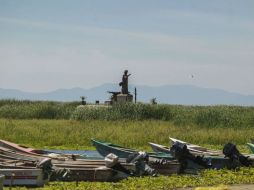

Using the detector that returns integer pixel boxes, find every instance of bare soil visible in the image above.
[179,184,254,190]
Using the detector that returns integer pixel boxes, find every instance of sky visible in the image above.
[0,0,254,94]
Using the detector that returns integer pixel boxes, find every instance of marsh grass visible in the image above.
[60,102,254,128]
[0,119,252,153]
[0,99,79,119]
[1,100,254,129]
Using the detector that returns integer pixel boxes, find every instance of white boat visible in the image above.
[0,169,48,187]
[149,142,171,154]
[169,137,222,156]
[149,140,221,156]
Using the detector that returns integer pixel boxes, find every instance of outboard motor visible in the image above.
[223,143,251,167]
[170,142,211,171]
[170,142,189,162]
[105,153,131,175]
[37,158,54,180]
[38,158,72,181]
[127,151,157,176]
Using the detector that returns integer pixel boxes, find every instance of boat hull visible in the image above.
[92,139,132,158]
[91,139,174,160]
[0,169,47,187]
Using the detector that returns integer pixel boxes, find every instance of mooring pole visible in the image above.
[134,87,137,103]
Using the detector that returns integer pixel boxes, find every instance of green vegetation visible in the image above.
[0,100,254,189]
[72,103,254,129]
[1,100,254,129]
[0,99,79,119]
[0,119,252,152]
[6,168,254,190]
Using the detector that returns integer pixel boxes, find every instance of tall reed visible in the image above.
[0,99,79,119]
[1,100,254,128]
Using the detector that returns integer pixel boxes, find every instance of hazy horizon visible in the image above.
[1,83,253,97]
[1,83,254,106]
[1,0,254,95]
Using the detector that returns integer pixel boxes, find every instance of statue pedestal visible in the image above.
[116,94,133,103]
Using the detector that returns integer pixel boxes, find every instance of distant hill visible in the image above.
[1,84,254,106]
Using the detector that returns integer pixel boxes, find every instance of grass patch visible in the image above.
[0,119,252,153]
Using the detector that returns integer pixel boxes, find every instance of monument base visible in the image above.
[116,94,133,103]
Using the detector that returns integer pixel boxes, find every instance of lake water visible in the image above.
[45,149,103,158]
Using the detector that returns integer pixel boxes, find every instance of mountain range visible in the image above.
[1,84,254,106]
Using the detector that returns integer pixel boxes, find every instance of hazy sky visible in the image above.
[1,0,254,94]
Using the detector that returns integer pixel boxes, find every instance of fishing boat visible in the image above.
[169,138,222,156]
[0,140,47,155]
[0,169,48,187]
[91,139,181,175]
[0,139,179,180]
[169,138,254,161]
[149,142,228,169]
[91,138,174,160]
[0,155,134,182]
[149,140,254,170]
[0,141,137,182]
[149,141,222,156]
[0,147,134,182]
[0,139,83,161]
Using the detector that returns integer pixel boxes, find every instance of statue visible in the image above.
[107,70,133,103]
[119,70,131,94]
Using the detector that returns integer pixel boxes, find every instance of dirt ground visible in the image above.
[228,185,254,190]
[180,184,254,190]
